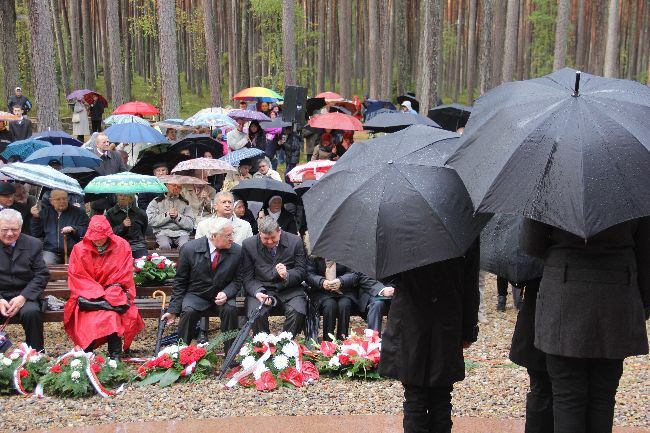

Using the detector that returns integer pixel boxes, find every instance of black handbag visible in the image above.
[77,283,131,314]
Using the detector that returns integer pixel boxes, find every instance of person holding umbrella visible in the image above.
[89,94,106,132]
[72,98,90,141]
[227,119,249,151]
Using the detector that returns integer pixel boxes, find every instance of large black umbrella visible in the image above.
[130,152,192,175]
[232,177,298,205]
[427,103,472,132]
[294,179,317,197]
[364,112,441,133]
[169,134,224,159]
[447,68,650,238]
[306,97,326,118]
[303,124,489,279]
[364,108,396,121]
[480,214,544,283]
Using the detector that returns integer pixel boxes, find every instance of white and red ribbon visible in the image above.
[52,347,124,398]
[225,346,273,388]
[11,343,39,396]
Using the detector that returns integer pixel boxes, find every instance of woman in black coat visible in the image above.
[379,240,480,433]
[522,218,650,433]
[257,195,298,235]
[306,257,359,341]
[233,198,258,235]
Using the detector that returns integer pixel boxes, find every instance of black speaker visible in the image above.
[283,86,307,125]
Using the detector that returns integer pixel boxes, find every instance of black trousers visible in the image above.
[5,296,44,352]
[546,354,623,433]
[365,298,389,336]
[526,369,554,433]
[320,296,353,341]
[178,303,238,352]
[252,300,305,338]
[91,119,102,132]
[403,384,454,433]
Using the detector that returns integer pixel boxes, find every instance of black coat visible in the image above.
[0,234,49,301]
[1,202,31,233]
[9,118,32,141]
[105,205,148,252]
[379,241,480,387]
[169,238,242,315]
[508,278,545,371]
[523,218,650,359]
[281,132,302,165]
[305,258,359,307]
[31,204,89,255]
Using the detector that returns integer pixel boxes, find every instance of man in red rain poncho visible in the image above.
[64,215,144,359]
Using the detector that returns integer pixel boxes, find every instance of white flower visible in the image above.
[241,355,256,370]
[70,371,81,381]
[70,359,82,369]
[266,334,278,345]
[159,345,179,357]
[239,345,251,357]
[328,356,341,368]
[364,329,374,338]
[277,331,293,341]
[252,332,269,343]
[73,351,85,358]
[9,352,20,360]
[1,357,12,366]
[151,253,159,257]
[346,371,353,377]
[108,360,118,369]
[171,353,178,359]
[135,260,146,269]
[272,354,289,370]
[29,354,43,363]
[164,259,172,266]
[281,342,298,358]
[253,364,269,380]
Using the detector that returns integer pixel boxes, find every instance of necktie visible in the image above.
[211,249,220,271]
[269,246,277,257]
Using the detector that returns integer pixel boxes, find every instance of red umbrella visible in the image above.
[113,101,159,116]
[315,91,344,102]
[307,112,364,131]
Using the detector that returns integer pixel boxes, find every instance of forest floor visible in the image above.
[4,274,649,432]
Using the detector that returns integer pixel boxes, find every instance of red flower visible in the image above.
[50,364,63,373]
[94,355,105,364]
[193,347,206,361]
[146,255,153,260]
[301,361,320,381]
[145,360,156,369]
[134,268,142,273]
[278,367,304,387]
[19,368,28,378]
[320,341,337,357]
[162,359,173,369]
[225,365,241,379]
[137,366,147,378]
[61,357,69,366]
[338,354,350,365]
[255,370,277,391]
[157,262,165,269]
[91,363,102,373]
[179,353,192,365]
[239,375,255,387]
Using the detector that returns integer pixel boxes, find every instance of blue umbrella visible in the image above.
[104,122,169,144]
[104,114,151,126]
[31,130,84,146]
[219,147,265,167]
[1,139,52,161]
[24,145,101,169]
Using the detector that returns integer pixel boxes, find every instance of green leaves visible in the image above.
[158,368,181,387]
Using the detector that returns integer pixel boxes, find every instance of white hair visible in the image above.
[205,217,233,237]
[0,208,23,226]
[258,216,280,234]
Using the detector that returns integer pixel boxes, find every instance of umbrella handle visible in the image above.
[152,290,167,310]
[63,233,68,265]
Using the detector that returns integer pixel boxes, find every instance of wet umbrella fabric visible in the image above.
[307,112,363,131]
[171,157,237,176]
[294,180,317,197]
[364,108,397,121]
[31,130,83,146]
[427,103,473,132]
[364,112,440,132]
[131,152,190,175]
[1,138,51,161]
[84,172,168,194]
[396,94,420,113]
[25,144,101,168]
[231,178,298,204]
[218,147,265,167]
[480,214,544,283]
[104,122,168,144]
[446,68,650,238]
[169,134,224,158]
[227,109,272,122]
[303,124,488,279]
[261,118,292,130]
[113,101,159,116]
[104,114,150,126]
[0,162,84,195]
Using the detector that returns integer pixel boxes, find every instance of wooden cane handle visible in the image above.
[152,290,167,309]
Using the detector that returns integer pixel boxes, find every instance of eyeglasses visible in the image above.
[0,228,20,233]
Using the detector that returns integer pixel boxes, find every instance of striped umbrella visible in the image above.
[232,87,284,102]
[0,162,83,195]
[1,138,52,161]
[219,147,265,166]
[104,114,150,126]
[84,172,168,194]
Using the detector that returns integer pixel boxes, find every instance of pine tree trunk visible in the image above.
[516,0,526,79]
[491,0,506,88]
[395,0,408,96]
[418,0,440,114]
[379,0,394,99]
[121,0,131,101]
[453,0,463,102]
[589,0,606,75]
[501,0,519,82]
[553,0,570,71]
[29,0,60,130]
[231,0,240,92]
[202,0,222,105]
[603,0,620,77]
[50,0,70,97]
[338,0,352,97]
[157,0,180,118]
[106,0,123,106]
[0,0,20,101]
[368,0,380,98]
[240,0,250,88]
[479,0,493,96]
[282,0,296,87]
[466,0,477,104]
[575,0,586,70]
[98,0,111,99]
[81,0,94,88]
[68,0,83,89]
[317,0,326,92]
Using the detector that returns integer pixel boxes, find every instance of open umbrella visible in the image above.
[0,162,84,195]
[25,144,101,168]
[396,93,420,113]
[232,178,298,204]
[195,107,231,116]
[84,172,168,194]
[131,152,190,175]
[294,179,317,197]
[306,98,326,117]
[363,100,397,119]
[308,112,363,131]
[171,157,237,176]
[218,147,265,167]
[287,160,336,182]
[303,124,488,279]
[183,112,236,128]
[104,114,150,126]
[364,112,440,132]
[1,138,51,161]
[233,86,284,102]
[427,103,472,132]
[66,90,108,106]
[227,109,272,122]
[480,214,544,284]
[31,130,83,146]
[157,174,208,185]
[169,134,224,158]
[261,118,292,130]
[315,91,344,102]
[113,101,159,116]
[0,111,22,122]
[446,68,650,238]
[364,108,397,121]
[61,167,98,188]
[104,122,168,144]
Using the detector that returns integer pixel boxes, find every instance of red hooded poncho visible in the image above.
[64,215,144,350]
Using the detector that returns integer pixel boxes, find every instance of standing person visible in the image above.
[332,131,353,160]
[0,209,48,351]
[72,99,90,141]
[522,218,650,433]
[9,106,32,141]
[227,119,249,151]
[64,215,145,359]
[90,133,128,215]
[302,122,321,162]
[7,87,31,114]
[278,126,302,183]
[89,94,106,133]
[105,194,148,259]
[312,133,334,160]
[400,100,417,115]
[497,276,523,312]
[379,241,480,433]
[221,161,253,192]
[146,183,195,250]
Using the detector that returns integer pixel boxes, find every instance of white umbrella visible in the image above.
[0,162,84,195]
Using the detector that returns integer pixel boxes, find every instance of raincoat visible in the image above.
[63,215,144,349]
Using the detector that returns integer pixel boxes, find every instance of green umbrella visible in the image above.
[84,172,168,194]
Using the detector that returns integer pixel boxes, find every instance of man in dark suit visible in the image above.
[239,217,306,336]
[90,133,128,215]
[8,106,32,141]
[0,209,49,351]
[358,273,396,336]
[163,217,239,350]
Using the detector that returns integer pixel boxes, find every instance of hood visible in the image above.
[84,215,114,242]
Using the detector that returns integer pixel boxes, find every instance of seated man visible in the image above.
[162,218,239,350]
[30,189,89,265]
[146,183,195,249]
[195,191,253,245]
[358,273,396,336]
[239,217,306,337]
[0,209,48,351]
[64,216,145,359]
[105,194,148,258]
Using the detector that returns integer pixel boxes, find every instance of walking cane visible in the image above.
[152,290,168,356]
[63,233,68,265]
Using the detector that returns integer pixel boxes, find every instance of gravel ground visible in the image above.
[4,276,649,432]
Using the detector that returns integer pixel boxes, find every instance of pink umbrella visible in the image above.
[171,157,237,176]
[287,160,336,182]
[157,174,208,185]
[307,112,364,131]
[315,91,344,102]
